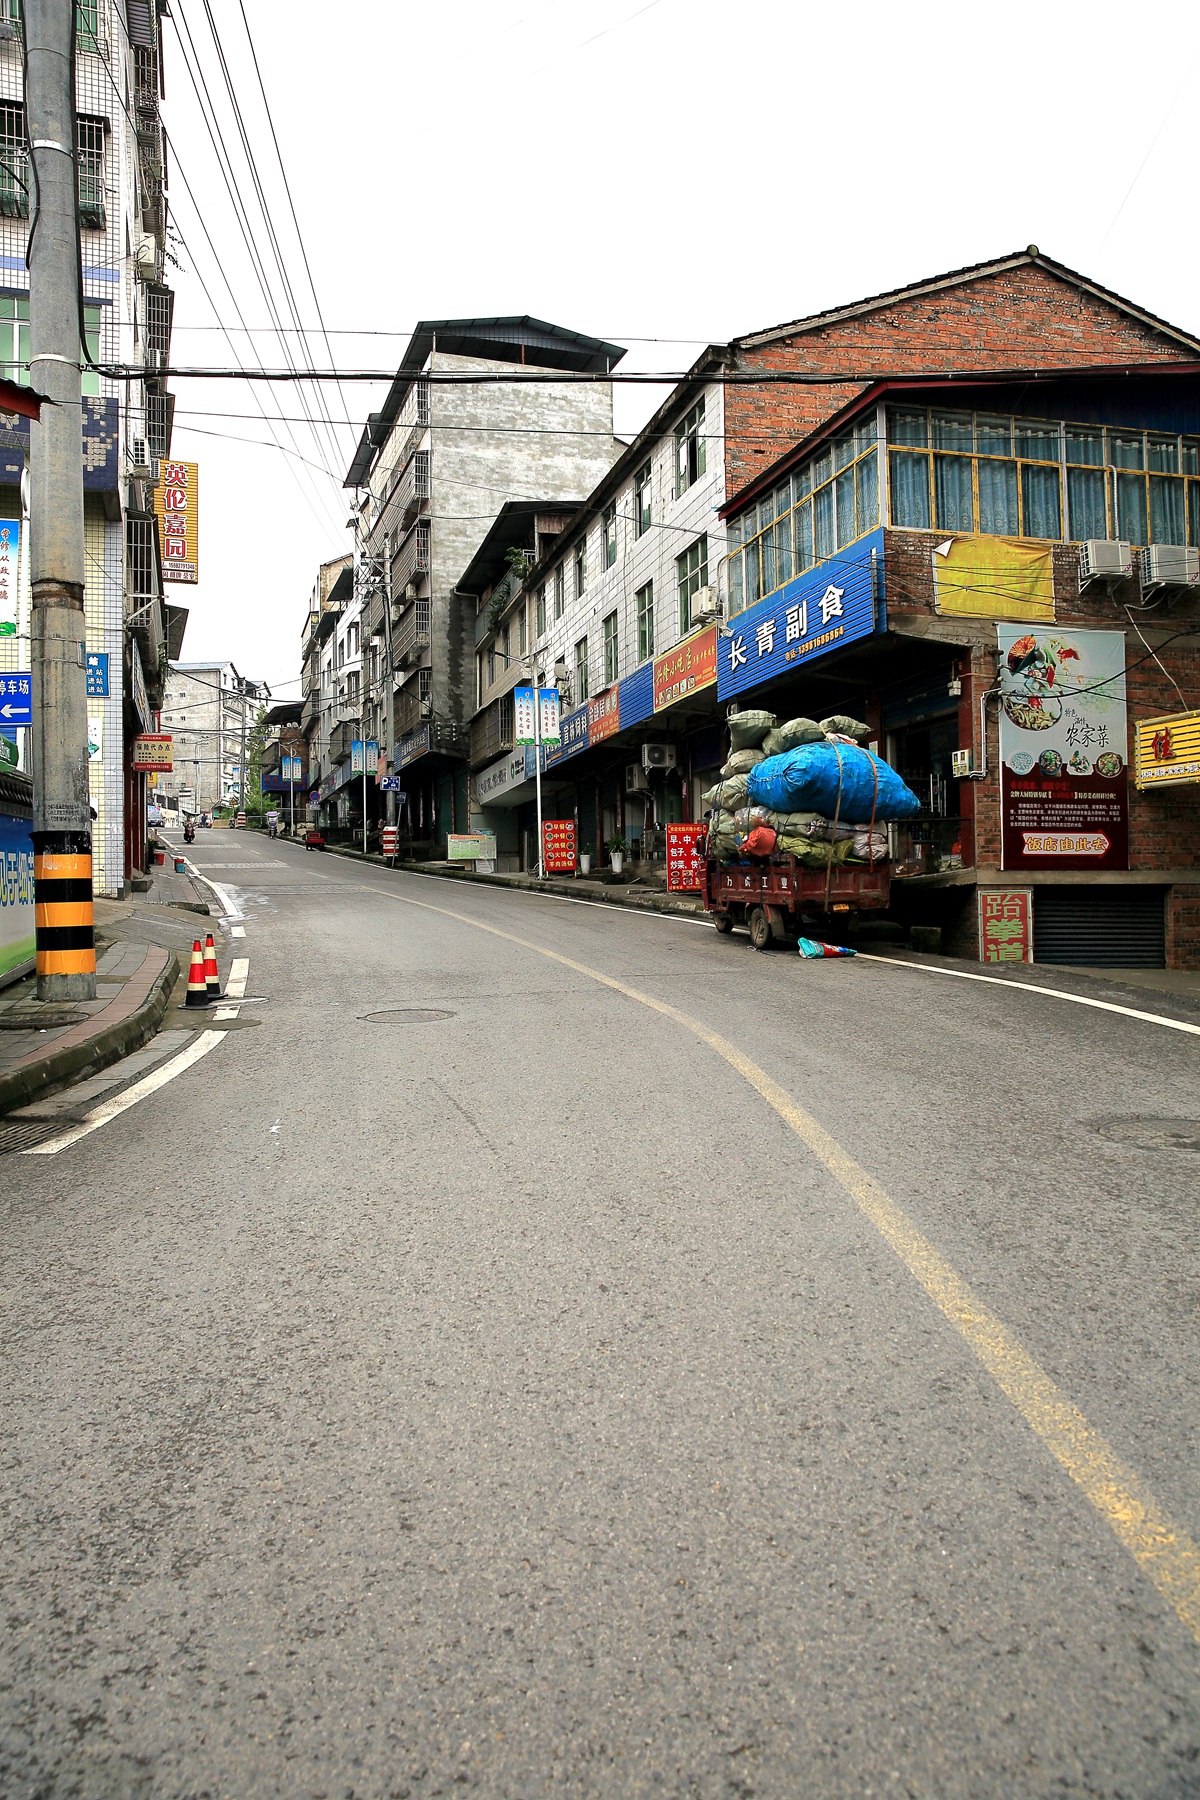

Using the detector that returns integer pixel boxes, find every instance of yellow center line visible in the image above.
[367,879,1200,1644]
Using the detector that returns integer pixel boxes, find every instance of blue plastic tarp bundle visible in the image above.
[747,742,921,823]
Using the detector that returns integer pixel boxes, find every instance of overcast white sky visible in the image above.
[162,0,1200,696]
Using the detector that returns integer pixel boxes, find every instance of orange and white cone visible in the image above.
[185,940,209,1008]
[203,933,221,999]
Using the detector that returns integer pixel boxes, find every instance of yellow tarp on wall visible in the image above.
[932,535,1054,623]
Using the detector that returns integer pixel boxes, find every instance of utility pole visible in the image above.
[26,0,95,1000]
[238,677,249,816]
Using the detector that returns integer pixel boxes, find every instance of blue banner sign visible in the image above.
[717,528,884,701]
[545,705,589,768]
[86,651,109,697]
[0,671,31,726]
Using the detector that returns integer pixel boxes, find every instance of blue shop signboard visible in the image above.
[545,705,589,769]
[717,527,884,702]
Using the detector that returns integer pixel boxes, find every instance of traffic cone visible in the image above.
[203,933,221,999]
[185,940,208,1008]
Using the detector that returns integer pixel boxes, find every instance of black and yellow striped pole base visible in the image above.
[33,830,96,992]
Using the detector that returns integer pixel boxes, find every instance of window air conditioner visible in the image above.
[1141,544,1200,588]
[688,584,718,628]
[642,742,677,771]
[1078,540,1133,582]
[625,762,651,794]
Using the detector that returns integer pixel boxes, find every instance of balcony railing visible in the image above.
[395,597,430,666]
[125,513,165,675]
[329,720,356,764]
[469,693,515,767]
[392,520,430,596]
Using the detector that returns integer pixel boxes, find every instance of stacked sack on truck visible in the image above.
[702,711,919,864]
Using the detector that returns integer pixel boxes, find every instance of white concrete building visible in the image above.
[160,662,265,815]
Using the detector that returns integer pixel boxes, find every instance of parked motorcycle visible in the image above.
[183,822,196,844]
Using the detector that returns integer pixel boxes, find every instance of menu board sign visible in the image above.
[998,628,1128,871]
[666,822,707,892]
[541,818,576,873]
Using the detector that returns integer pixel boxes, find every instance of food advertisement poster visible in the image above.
[978,890,1032,963]
[541,818,577,873]
[998,628,1128,871]
[666,822,707,893]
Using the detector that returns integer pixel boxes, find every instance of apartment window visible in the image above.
[554,564,564,619]
[603,610,619,685]
[0,104,27,218]
[499,623,510,671]
[536,582,547,637]
[676,536,708,636]
[575,538,587,598]
[76,0,100,49]
[603,501,617,568]
[636,581,654,661]
[518,603,528,655]
[634,461,652,537]
[574,635,589,704]
[675,399,707,496]
[728,419,878,613]
[76,116,106,229]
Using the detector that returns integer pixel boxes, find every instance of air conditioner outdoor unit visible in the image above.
[553,656,569,683]
[688,584,718,628]
[625,763,650,794]
[642,742,677,771]
[1142,544,1200,588]
[135,234,158,278]
[404,582,418,601]
[1079,540,1133,582]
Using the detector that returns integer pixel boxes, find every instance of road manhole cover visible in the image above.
[362,1008,456,1024]
[1091,1117,1200,1153]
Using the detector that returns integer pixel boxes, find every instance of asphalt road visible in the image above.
[3,832,1200,1799]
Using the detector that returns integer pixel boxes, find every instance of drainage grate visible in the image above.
[362,1008,456,1024]
[0,1119,63,1153]
[1092,1117,1200,1153]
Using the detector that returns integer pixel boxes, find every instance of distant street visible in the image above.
[3,830,1199,1798]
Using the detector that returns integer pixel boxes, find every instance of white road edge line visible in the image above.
[858,952,1200,1037]
[186,866,244,923]
[22,1030,227,1155]
[405,868,713,926]
[225,956,250,1000]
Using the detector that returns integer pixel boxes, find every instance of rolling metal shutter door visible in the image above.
[1033,886,1166,968]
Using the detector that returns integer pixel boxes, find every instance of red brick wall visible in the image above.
[727,262,1195,499]
[881,527,1200,882]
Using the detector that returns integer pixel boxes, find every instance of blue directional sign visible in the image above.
[0,671,31,726]
[85,651,109,697]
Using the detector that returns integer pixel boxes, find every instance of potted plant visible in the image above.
[608,831,627,876]
[579,842,593,875]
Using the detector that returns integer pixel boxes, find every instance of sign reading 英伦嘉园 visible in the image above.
[153,461,199,584]
[998,627,1128,872]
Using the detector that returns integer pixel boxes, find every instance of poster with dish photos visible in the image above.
[998,627,1128,871]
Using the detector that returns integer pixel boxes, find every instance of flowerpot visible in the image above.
[579,854,592,875]
[611,853,623,875]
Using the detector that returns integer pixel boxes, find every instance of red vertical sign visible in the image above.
[541,819,577,873]
[666,822,707,892]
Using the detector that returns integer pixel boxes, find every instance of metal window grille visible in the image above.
[76,116,106,229]
[0,103,28,219]
[144,284,173,360]
[146,389,171,459]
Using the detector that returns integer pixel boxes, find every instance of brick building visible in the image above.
[716,250,1200,968]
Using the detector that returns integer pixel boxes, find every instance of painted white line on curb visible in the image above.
[404,868,713,927]
[225,957,250,1000]
[23,1031,227,1155]
[858,953,1200,1038]
[189,870,244,922]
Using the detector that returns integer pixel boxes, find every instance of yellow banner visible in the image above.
[1134,709,1200,789]
[933,535,1054,623]
[153,459,199,584]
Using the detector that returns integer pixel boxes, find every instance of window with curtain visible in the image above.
[636,581,654,659]
[603,611,618,685]
[574,637,589,704]
[676,536,708,636]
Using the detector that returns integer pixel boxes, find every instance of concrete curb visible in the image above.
[318,842,704,918]
[0,949,181,1116]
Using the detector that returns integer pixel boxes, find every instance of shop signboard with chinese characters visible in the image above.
[85,651,108,697]
[1134,708,1200,789]
[0,517,20,635]
[666,822,707,892]
[654,626,717,713]
[152,460,199,583]
[396,725,431,768]
[998,628,1128,871]
[717,528,882,701]
[588,687,620,743]
[545,706,589,769]
[0,807,34,978]
[132,733,173,772]
[541,818,577,872]
[978,890,1032,963]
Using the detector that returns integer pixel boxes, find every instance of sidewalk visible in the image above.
[0,863,213,1116]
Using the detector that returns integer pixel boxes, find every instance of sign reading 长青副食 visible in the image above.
[717,528,882,701]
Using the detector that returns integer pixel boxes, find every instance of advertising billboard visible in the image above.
[153,460,199,584]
